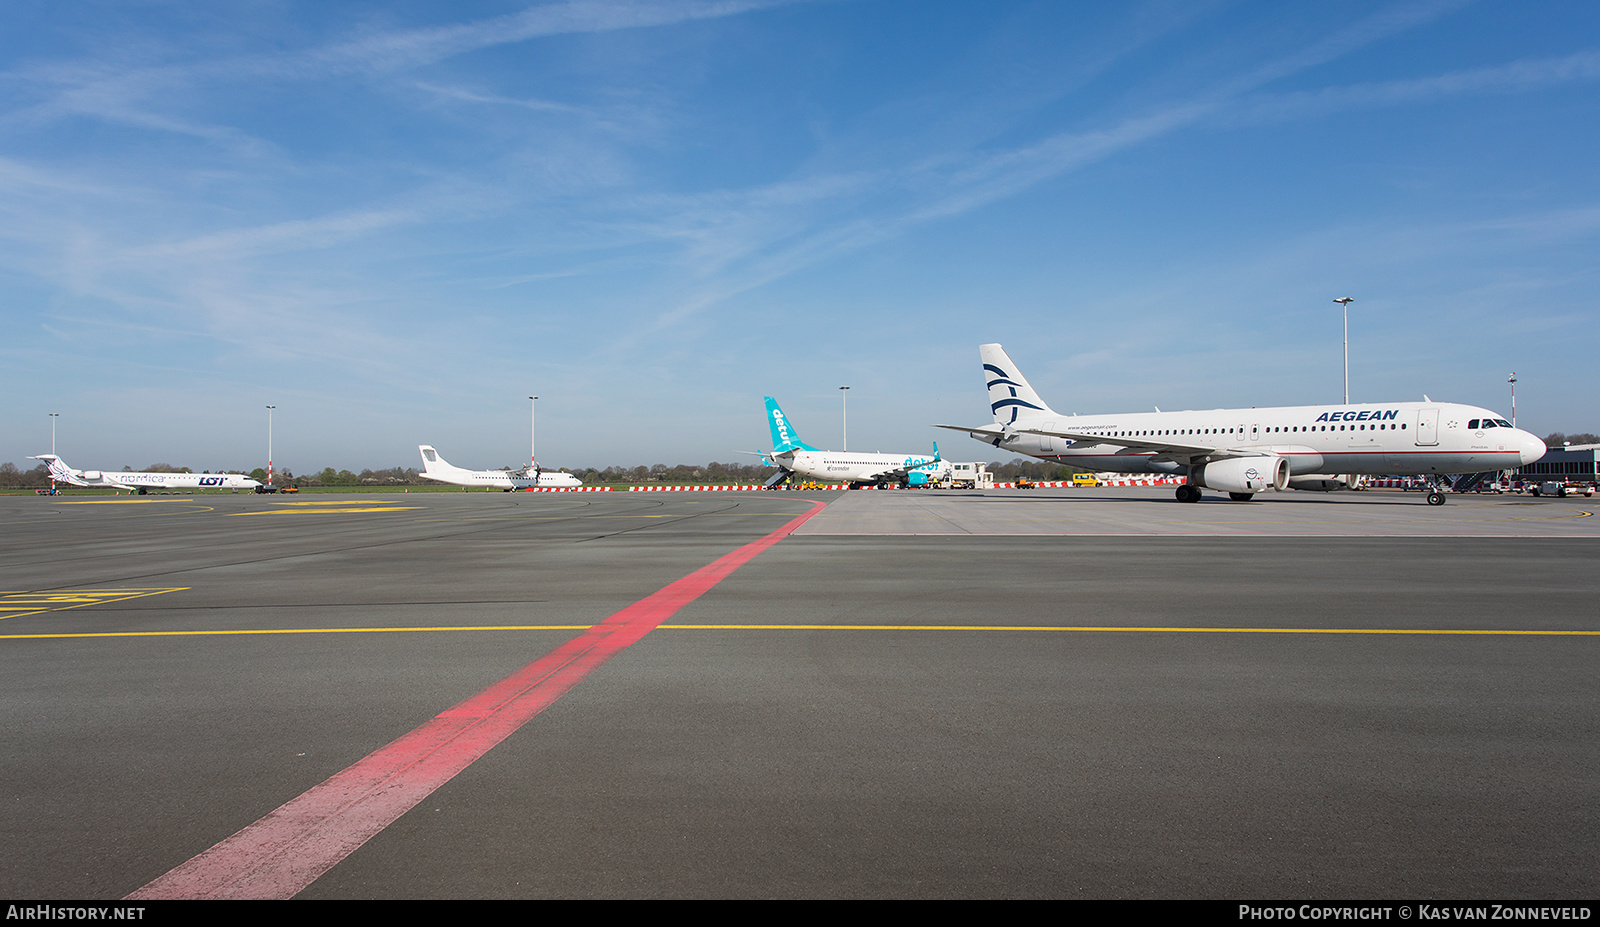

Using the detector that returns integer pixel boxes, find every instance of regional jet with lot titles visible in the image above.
[30,455,261,494]
[758,397,943,489]
[937,344,1546,505]
[417,445,583,490]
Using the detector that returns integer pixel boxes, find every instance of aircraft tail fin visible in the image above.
[417,445,463,478]
[764,397,820,453]
[980,343,1055,424]
[30,454,89,486]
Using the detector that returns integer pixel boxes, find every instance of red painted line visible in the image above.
[126,500,828,901]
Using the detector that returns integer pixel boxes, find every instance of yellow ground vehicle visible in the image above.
[1071,474,1099,487]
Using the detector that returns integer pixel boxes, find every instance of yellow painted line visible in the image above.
[229,506,423,516]
[270,499,407,505]
[0,588,189,621]
[2,626,593,639]
[56,499,174,504]
[661,624,1600,635]
[3,623,1596,640]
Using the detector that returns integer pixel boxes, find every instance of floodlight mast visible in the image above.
[839,386,850,451]
[1333,297,1354,404]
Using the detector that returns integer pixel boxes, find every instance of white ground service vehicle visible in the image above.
[1532,480,1595,498]
[938,462,994,489]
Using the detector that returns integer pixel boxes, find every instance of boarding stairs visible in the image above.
[1451,471,1496,493]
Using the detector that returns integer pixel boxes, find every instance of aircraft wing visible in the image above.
[1015,426,1287,465]
[859,449,942,484]
[934,423,1009,444]
[1017,427,1215,456]
[937,423,1268,465]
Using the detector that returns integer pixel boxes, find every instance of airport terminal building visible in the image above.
[1513,443,1600,482]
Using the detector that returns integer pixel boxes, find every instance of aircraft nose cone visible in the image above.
[1520,433,1547,465]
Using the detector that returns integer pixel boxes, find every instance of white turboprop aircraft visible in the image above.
[417,445,583,490]
[31,455,261,494]
[759,397,942,488]
[937,344,1546,505]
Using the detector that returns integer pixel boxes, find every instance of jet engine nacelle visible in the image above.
[1287,474,1349,492]
[1190,456,1289,494]
[81,471,102,481]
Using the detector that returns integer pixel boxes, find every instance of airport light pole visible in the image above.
[49,412,59,492]
[1333,297,1354,404]
[1508,372,1517,427]
[266,405,276,487]
[839,386,849,452]
[529,396,538,470]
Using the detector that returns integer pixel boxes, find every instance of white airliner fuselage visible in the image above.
[31,455,261,494]
[418,445,583,490]
[943,345,1546,504]
[773,448,943,485]
[760,397,940,487]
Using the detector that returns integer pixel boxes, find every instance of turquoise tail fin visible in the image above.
[764,397,819,453]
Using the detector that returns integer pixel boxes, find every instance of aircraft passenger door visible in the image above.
[1040,422,1055,453]
[1416,409,1439,446]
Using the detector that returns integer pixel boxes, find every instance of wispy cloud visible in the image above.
[293,0,795,77]
[3,0,799,143]
[126,208,418,260]
[629,3,1595,329]
[412,82,585,115]
[1230,50,1600,124]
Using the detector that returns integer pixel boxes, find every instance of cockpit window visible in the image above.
[1468,419,1480,428]
[1494,419,1513,427]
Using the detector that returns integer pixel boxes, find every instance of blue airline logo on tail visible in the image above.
[764,397,817,453]
[984,362,1044,422]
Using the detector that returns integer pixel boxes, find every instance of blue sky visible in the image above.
[3,0,1597,473]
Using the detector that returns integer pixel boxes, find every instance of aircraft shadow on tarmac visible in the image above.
[961,492,1465,506]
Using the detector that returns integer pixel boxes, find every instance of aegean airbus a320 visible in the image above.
[937,344,1545,505]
